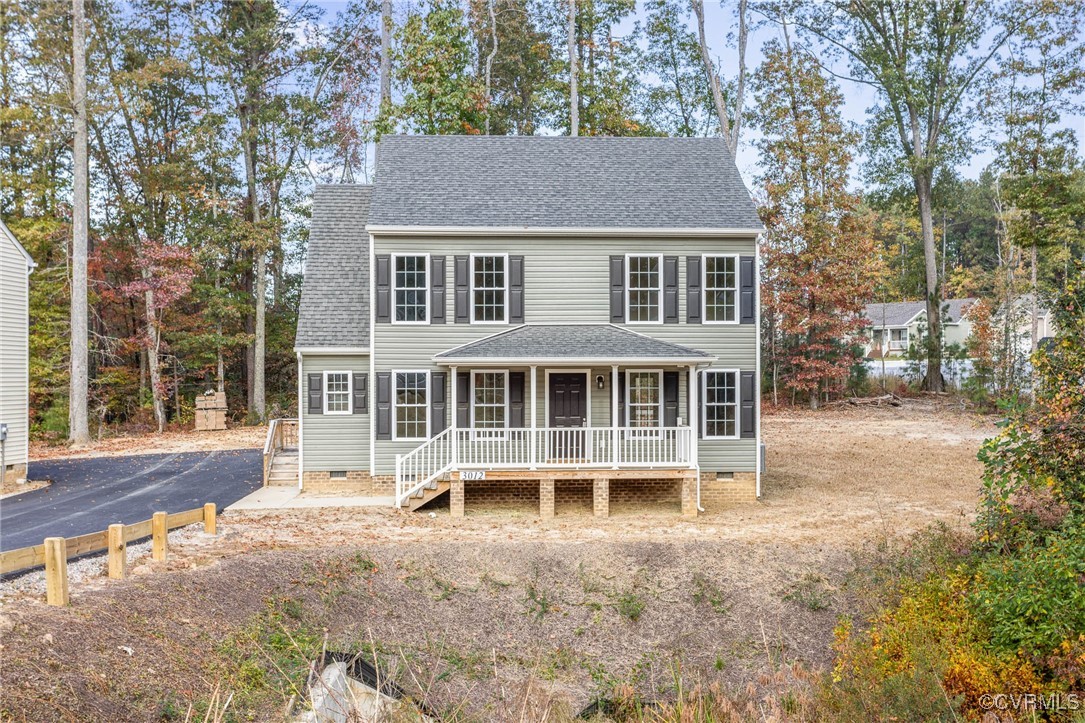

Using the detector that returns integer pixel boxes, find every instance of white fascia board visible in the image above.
[293,347,371,354]
[433,356,716,365]
[1,220,36,272]
[366,225,765,238]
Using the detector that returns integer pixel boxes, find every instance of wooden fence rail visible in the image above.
[0,503,218,605]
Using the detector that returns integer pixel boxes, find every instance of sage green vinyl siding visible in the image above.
[300,354,370,472]
[372,234,758,475]
[0,231,30,472]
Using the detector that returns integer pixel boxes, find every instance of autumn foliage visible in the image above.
[753,39,884,407]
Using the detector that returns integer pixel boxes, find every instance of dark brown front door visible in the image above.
[548,373,587,460]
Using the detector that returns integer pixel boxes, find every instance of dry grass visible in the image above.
[0,402,992,721]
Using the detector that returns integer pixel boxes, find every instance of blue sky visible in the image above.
[308,0,1085,188]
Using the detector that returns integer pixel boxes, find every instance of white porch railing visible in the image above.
[395,426,691,507]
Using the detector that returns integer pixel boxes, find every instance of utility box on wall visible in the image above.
[194,391,227,431]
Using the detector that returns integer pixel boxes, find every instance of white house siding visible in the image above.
[372,234,759,475]
[0,229,31,481]
[300,354,370,472]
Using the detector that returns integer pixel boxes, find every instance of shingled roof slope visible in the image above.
[368,135,763,230]
[434,324,714,362]
[295,185,371,349]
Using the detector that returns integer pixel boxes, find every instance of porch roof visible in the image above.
[433,324,715,365]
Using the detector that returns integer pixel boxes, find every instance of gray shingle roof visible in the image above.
[295,185,372,349]
[864,298,977,327]
[434,324,714,362]
[369,135,763,230]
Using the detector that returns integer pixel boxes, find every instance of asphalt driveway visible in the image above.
[0,449,262,551]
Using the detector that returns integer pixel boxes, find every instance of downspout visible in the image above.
[297,351,304,489]
[755,234,763,499]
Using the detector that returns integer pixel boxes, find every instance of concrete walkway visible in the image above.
[227,486,395,510]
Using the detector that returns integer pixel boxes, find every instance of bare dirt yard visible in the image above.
[0,401,993,721]
[28,425,266,462]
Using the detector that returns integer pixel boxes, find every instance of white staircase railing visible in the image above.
[395,427,455,507]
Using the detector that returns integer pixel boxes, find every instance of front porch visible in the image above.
[395,324,718,510]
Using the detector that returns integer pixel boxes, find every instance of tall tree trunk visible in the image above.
[380,0,392,106]
[1030,243,1039,352]
[567,0,577,136]
[69,0,90,445]
[143,285,166,433]
[242,132,266,423]
[484,0,497,135]
[915,171,944,392]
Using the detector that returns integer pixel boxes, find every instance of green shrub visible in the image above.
[969,519,1085,660]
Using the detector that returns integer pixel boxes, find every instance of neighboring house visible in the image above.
[294,135,764,517]
[864,298,977,359]
[0,219,35,485]
[996,293,1056,354]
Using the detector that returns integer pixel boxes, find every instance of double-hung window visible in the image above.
[626,254,662,323]
[471,371,508,439]
[393,371,429,440]
[704,255,738,323]
[471,254,507,323]
[393,254,428,323]
[626,371,662,434]
[889,328,908,351]
[323,371,352,415]
[702,370,738,439]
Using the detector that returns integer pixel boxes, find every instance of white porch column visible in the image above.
[530,365,538,469]
[687,364,699,468]
[611,365,620,469]
[450,365,459,467]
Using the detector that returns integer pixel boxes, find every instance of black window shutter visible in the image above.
[456,372,470,427]
[430,372,447,434]
[663,256,679,324]
[740,371,756,438]
[687,256,702,324]
[375,372,392,440]
[509,256,524,323]
[609,256,625,323]
[740,255,756,324]
[508,372,525,427]
[663,371,679,426]
[376,255,391,323]
[352,373,368,414]
[454,255,469,323]
[616,372,625,426]
[307,373,322,414]
[430,256,446,324]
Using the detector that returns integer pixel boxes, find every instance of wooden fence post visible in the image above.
[203,503,217,535]
[44,537,69,606]
[107,524,126,579]
[152,511,167,561]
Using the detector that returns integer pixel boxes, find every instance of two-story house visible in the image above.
[294,136,764,517]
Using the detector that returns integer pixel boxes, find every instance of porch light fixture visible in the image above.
[596,375,606,390]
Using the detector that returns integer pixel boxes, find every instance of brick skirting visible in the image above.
[698,472,758,512]
[3,463,27,486]
[301,471,394,496]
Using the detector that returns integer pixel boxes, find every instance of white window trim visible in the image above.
[391,369,430,441]
[391,253,430,326]
[625,253,664,325]
[701,368,740,440]
[888,327,909,351]
[702,253,740,325]
[469,253,510,325]
[322,370,353,415]
[469,368,510,440]
[624,369,664,436]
